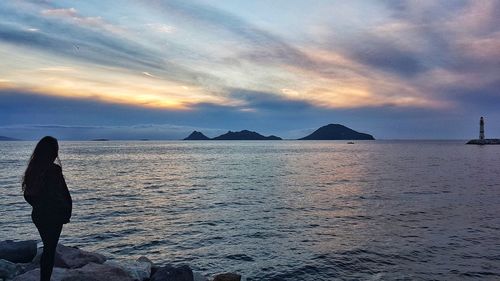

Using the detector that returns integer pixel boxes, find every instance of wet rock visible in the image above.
[0,259,20,280]
[12,263,134,281]
[13,267,69,281]
[54,244,106,268]
[0,240,37,263]
[137,256,159,277]
[213,272,241,281]
[193,271,209,281]
[151,264,193,281]
[105,260,151,281]
[137,256,153,265]
[31,246,43,264]
[61,262,135,281]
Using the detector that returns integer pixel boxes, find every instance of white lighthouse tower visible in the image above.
[479,117,485,140]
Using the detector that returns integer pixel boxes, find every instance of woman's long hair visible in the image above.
[22,136,60,195]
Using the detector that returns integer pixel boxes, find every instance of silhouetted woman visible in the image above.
[23,136,72,281]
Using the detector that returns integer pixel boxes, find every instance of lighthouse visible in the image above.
[467,117,499,144]
[479,117,485,140]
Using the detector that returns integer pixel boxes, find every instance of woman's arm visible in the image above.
[46,165,73,222]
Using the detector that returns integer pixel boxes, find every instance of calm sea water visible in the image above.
[1,140,499,280]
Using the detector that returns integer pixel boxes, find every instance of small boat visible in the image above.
[347,142,355,144]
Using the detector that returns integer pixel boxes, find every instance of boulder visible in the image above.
[137,256,153,265]
[31,246,43,264]
[0,259,21,280]
[13,267,69,281]
[137,255,161,277]
[0,240,37,263]
[105,260,151,281]
[12,263,134,281]
[14,247,43,274]
[54,244,106,268]
[213,273,241,281]
[193,271,209,281]
[151,264,193,281]
[61,262,135,281]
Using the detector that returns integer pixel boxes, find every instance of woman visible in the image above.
[23,136,72,281]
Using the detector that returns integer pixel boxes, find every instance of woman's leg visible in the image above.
[35,222,63,281]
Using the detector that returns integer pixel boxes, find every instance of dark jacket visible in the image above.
[24,164,72,225]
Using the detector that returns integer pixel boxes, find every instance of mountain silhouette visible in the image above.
[299,124,375,140]
[183,131,210,140]
[212,130,282,140]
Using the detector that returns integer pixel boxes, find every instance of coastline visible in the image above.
[0,240,241,281]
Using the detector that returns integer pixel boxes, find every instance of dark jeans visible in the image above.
[35,221,63,281]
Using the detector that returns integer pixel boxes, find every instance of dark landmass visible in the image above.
[183,131,210,140]
[212,130,282,140]
[0,136,20,141]
[91,138,110,141]
[466,139,500,145]
[299,124,375,140]
[139,139,150,141]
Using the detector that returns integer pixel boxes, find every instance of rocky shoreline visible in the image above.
[0,240,241,281]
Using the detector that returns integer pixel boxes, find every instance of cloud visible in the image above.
[1,87,498,139]
[226,89,314,112]
[41,7,124,34]
[145,23,175,34]
[0,123,227,140]
[1,0,500,139]
[342,36,425,77]
[0,3,217,87]
[145,0,318,69]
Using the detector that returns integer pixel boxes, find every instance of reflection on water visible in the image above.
[1,140,499,280]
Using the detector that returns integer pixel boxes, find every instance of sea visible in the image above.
[1,140,499,280]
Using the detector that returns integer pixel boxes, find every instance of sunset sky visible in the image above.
[1,0,499,139]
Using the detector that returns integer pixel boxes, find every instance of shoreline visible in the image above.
[0,240,241,281]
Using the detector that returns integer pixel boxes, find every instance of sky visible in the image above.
[1,0,499,140]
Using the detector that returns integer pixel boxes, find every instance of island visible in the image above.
[0,136,20,141]
[183,131,210,140]
[299,124,375,140]
[212,130,282,140]
[91,138,110,141]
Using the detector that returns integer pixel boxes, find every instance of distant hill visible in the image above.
[0,136,20,141]
[183,131,210,140]
[91,138,110,141]
[299,124,375,140]
[212,130,282,140]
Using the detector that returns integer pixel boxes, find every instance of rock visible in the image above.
[193,271,209,281]
[151,264,193,281]
[31,246,43,264]
[12,263,134,281]
[137,256,153,265]
[105,260,151,281]
[14,246,43,275]
[13,267,69,281]
[0,240,37,263]
[213,273,241,281]
[137,257,159,277]
[54,244,106,268]
[0,259,21,280]
[61,262,135,281]
[151,263,161,277]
